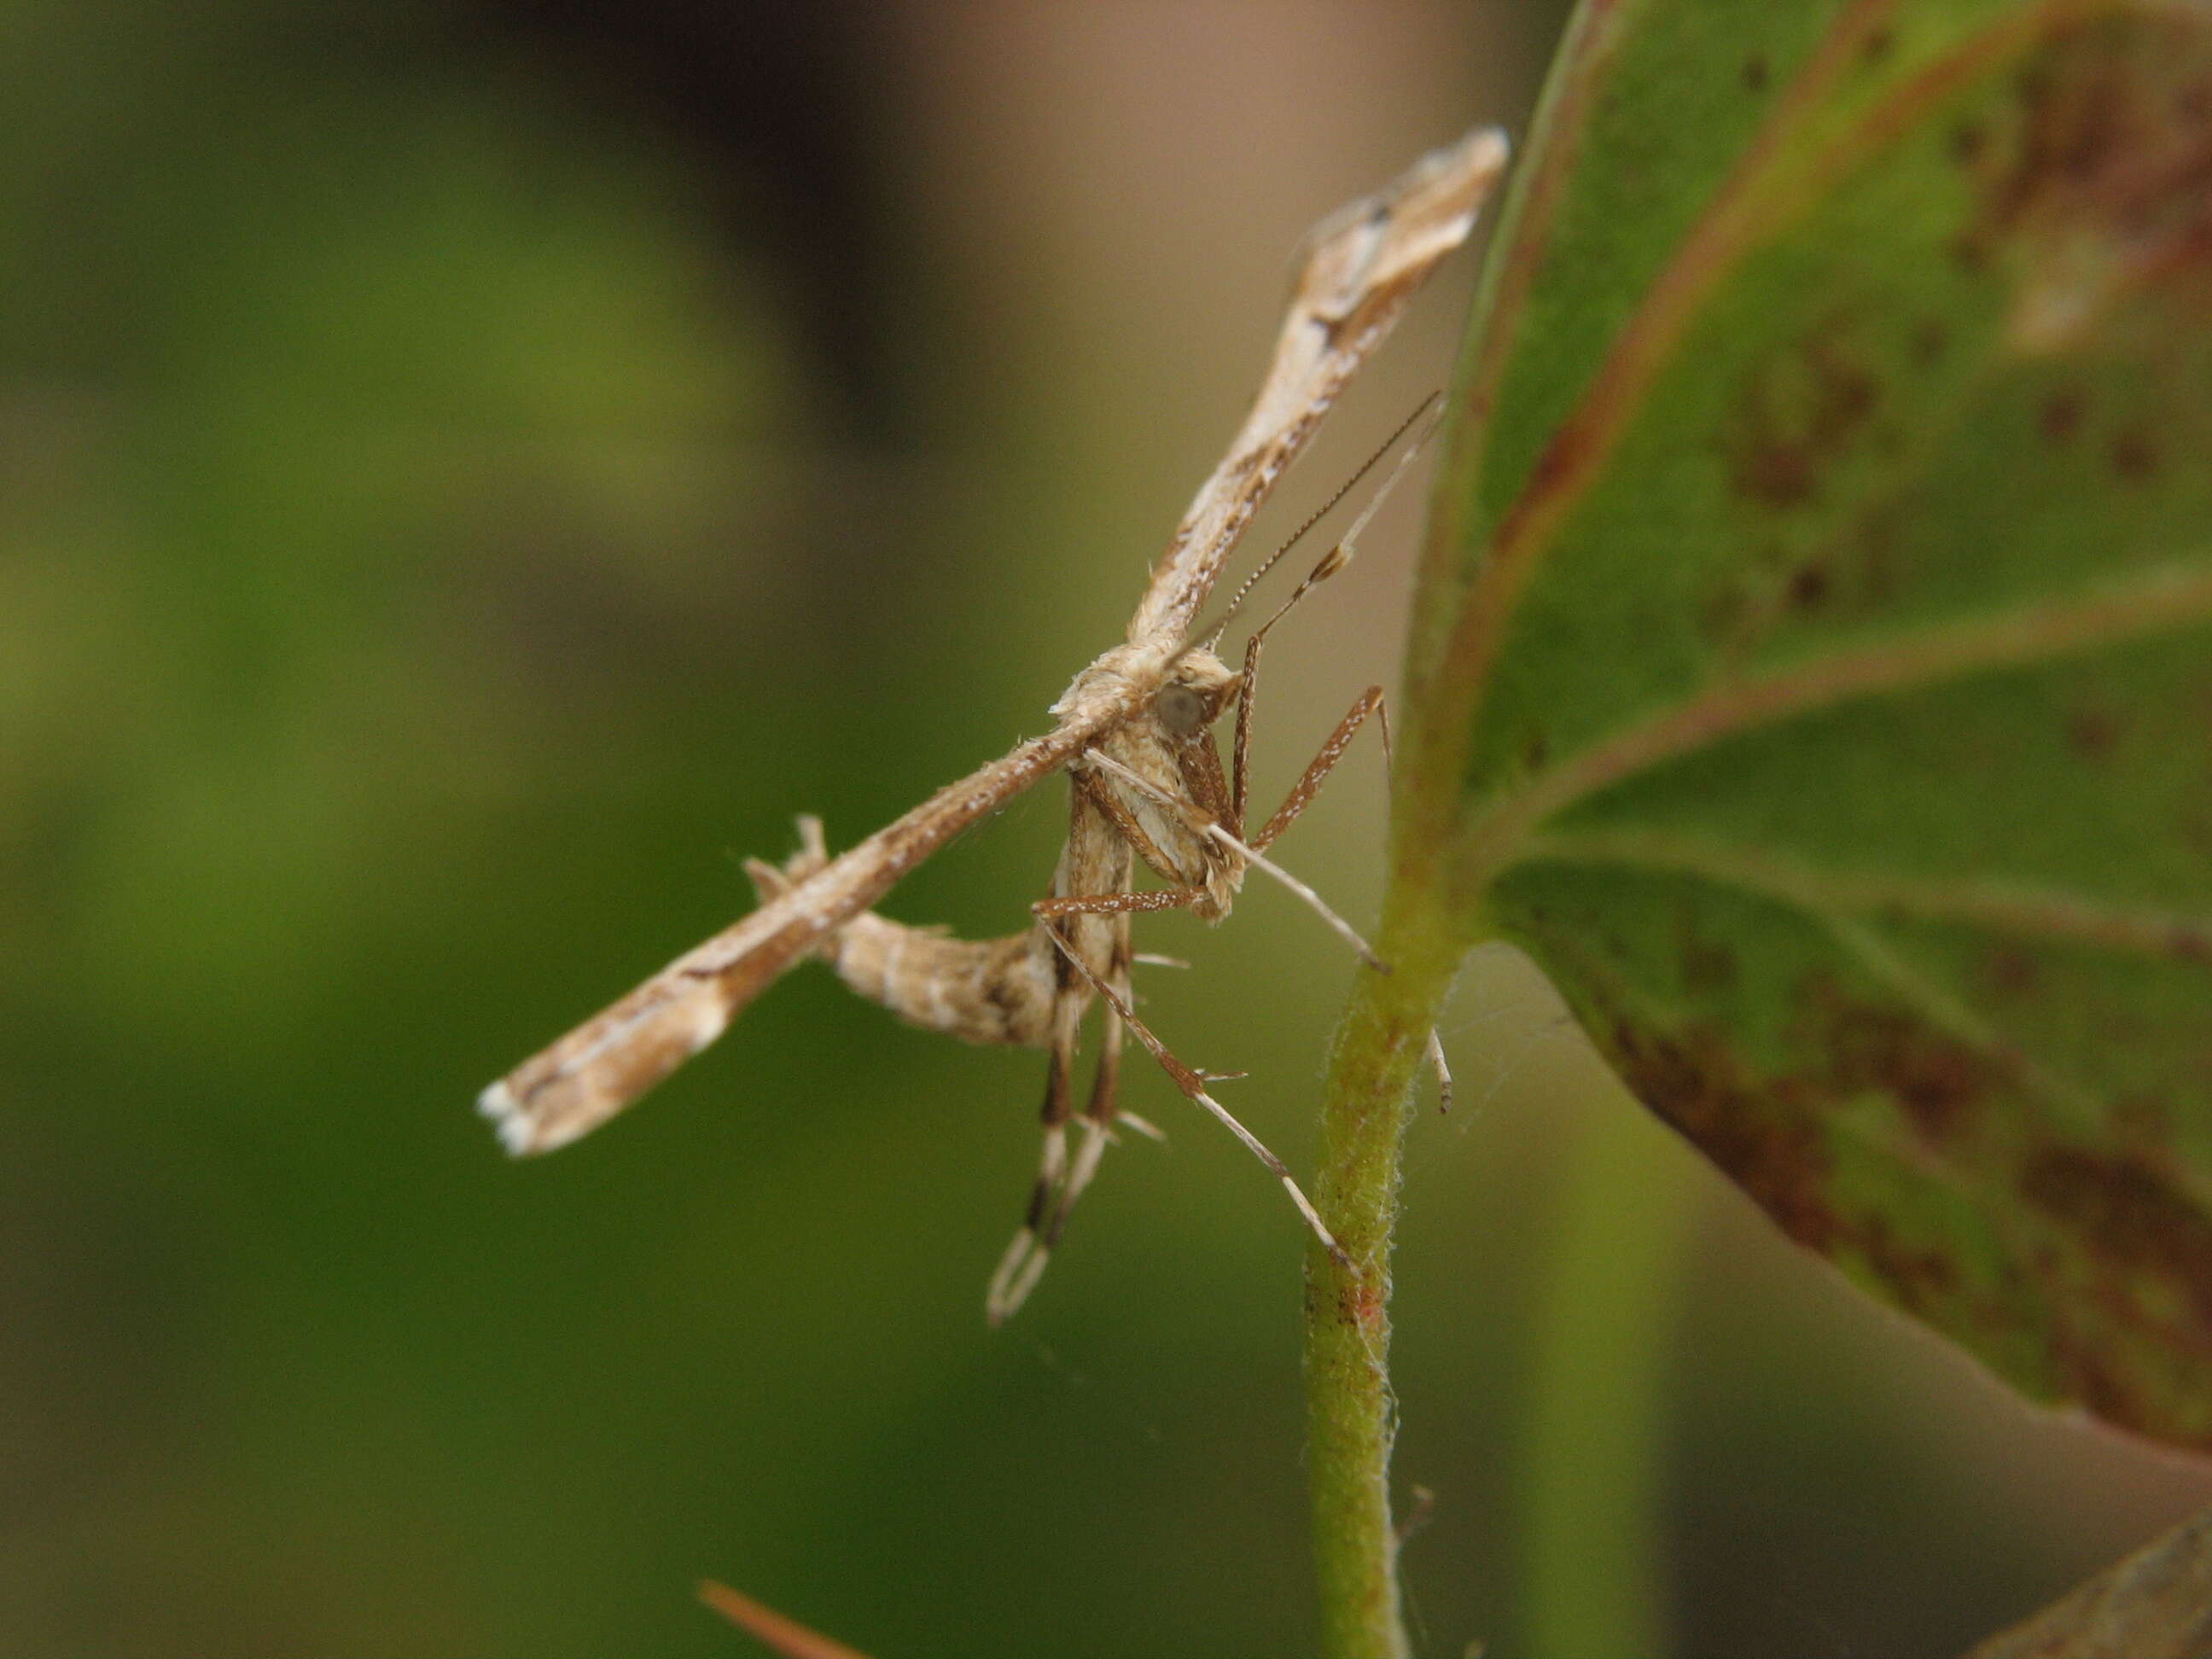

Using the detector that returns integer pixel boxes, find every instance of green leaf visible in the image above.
[1417,0,2212,1449]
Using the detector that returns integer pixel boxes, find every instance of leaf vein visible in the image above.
[1516,827,2212,963]
[1460,557,2212,887]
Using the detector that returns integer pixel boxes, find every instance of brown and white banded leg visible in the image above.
[1058,914,1132,1224]
[1240,698,1457,1111]
[1239,695,1454,1111]
[1244,685,1384,853]
[1235,667,1451,1109]
[995,878,1303,1322]
[1426,1027,1453,1114]
[986,923,1135,1324]
[1203,390,1444,934]
[984,790,1132,1324]
[1036,911,1349,1266]
[981,942,1085,1324]
[746,815,1161,1324]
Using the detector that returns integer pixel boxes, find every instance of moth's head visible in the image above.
[1153,646,1241,735]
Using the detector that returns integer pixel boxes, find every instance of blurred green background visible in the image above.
[5,3,2209,1654]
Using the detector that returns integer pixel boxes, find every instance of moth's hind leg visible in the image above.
[983,968,1082,1326]
[984,905,1148,1325]
[1038,904,1349,1267]
[1051,915,1131,1238]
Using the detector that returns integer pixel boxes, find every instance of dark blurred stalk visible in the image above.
[1521,1112,1693,1658]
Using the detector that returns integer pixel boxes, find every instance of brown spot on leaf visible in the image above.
[1552,959,2212,1448]
[2065,706,2122,760]
[1950,122,1988,166]
[1909,320,1947,365]
[1725,323,1883,509]
[2111,424,2159,480]
[1785,562,1831,609]
[1674,907,1738,994]
[2021,1145,2212,1328]
[2053,1337,2152,1429]
[1851,509,1902,603]
[1808,981,2008,1148]
[2111,1091,2174,1149]
[1982,946,2041,999]
[1682,942,1738,993]
[1975,17,2212,335]
[2019,1143,2212,1442]
[1742,55,1769,94]
[2038,387,2086,443]
[1862,26,1895,66]
[1698,580,1754,651]
[1607,1019,1839,1249]
[1607,1005,1981,1340]
[1854,1214,1961,1317]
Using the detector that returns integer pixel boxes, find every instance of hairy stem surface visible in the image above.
[1303,851,1464,1659]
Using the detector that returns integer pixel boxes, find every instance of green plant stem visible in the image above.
[1303,853,1464,1659]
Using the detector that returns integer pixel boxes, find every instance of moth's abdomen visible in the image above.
[748,818,1062,1048]
[822,917,1057,1047]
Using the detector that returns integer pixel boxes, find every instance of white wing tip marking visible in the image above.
[477,1079,543,1157]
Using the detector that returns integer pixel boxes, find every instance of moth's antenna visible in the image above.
[1231,393,1447,653]
[1201,391,1443,649]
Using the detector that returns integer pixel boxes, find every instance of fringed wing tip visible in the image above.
[1461,125,1512,170]
[476,1077,545,1157]
[1402,125,1511,239]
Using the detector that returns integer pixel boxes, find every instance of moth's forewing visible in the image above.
[480,125,1510,1155]
[480,727,1094,1152]
[1127,126,1508,649]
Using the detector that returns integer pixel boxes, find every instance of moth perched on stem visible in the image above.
[480,127,1508,1318]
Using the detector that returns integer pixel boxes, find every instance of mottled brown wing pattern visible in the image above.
[477,129,1507,1307]
[1128,128,1511,648]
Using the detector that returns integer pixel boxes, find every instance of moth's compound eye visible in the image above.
[1155,684,1210,733]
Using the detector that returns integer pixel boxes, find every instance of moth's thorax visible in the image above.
[1074,643,1245,920]
[1055,640,1237,715]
